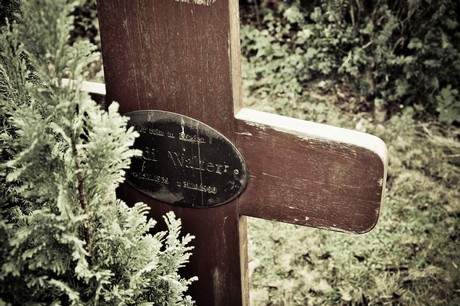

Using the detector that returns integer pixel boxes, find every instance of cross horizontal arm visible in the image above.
[235,108,388,233]
[79,79,388,234]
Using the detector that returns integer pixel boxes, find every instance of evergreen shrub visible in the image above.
[0,0,195,304]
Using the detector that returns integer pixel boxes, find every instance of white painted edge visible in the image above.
[81,81,106,96]
[235,107,388,164]
[63,79,107,96]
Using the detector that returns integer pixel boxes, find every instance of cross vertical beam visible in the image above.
[97,1,247,304]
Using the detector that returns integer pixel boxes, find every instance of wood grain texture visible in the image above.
[97,1,245,305]
[236,109,387,233]
[98,0,237,134]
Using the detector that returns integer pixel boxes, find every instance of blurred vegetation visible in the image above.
[0,0,19,26]
[240,0,460,124]
[1,0,458,304]
[71,0,99,47]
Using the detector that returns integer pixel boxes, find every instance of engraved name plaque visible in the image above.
[126,110,248,208]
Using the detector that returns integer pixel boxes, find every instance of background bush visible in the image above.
[241,0,460,123]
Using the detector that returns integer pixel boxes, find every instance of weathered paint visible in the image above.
[235,107,388,223]
[235,111,386,233]
[174,0,216,6]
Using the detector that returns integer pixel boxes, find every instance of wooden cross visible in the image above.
[96,0,388,305]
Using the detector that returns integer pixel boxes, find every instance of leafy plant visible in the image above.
[0,0,195,304]
[71,0,99,47]
[240,0,460,123]
[436,85,460,125]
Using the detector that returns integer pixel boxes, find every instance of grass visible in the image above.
[242,32,460,306]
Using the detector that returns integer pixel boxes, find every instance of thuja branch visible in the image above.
[71,140,92,262]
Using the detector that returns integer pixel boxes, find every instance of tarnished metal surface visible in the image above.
[126,110,248,208]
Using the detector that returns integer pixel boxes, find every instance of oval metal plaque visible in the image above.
[125,110,248,208]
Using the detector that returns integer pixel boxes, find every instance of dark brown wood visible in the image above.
[235,109,386,233]
[96,0,387,305]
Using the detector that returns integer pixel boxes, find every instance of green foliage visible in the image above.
[70,0,99,47]
[247,104,460,305]
[0,0,195,305]
[240,0,460,123]
[436,85,460,125]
